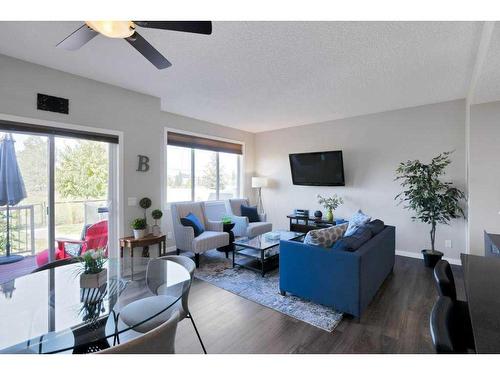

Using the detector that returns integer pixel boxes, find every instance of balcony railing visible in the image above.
[0,200,107,257]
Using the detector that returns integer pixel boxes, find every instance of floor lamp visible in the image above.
[252,177,268,214]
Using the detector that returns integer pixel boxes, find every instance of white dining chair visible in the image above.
[118,256,207,353]
[98,311,179,354]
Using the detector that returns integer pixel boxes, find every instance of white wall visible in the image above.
[0,54,255,248]
[255,100,467,261]
[469,101,500,254]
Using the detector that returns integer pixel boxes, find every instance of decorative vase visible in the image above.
[152,224,161,236]
[421,249,444,268]
[325,208,334,222]
[80,268,107,289]
[314,210,323,219]
[133,229,146,239]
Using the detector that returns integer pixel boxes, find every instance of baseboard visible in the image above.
[395,250,461,266]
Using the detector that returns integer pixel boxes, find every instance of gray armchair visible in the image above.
[226,198,272,237]
[171,202,229,267]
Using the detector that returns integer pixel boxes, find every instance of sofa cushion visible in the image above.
[247,222,273,237]
[241,205,260,223]
[192,231,229,253]
[304,222,349,248]
[333,226,372,252]
[180,212,205,237]
[345,209,371,236]
[364,219,385,235]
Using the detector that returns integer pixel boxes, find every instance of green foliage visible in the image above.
[139,197,152,209]
[56,141,108,199]
[151,209,163,220]
[79,249,106,274]
[222,216,233,224]
[18,136,47,194]
[199,153,227,190]
[395,151,465,251]
[131,218,147,230]
[317,194,344,211]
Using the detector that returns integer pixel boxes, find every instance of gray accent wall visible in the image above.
[255,100,467,261]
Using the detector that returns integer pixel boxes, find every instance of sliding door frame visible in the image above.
[0,113,124,260]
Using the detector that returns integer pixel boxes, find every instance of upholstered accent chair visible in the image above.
[98,311,179,354]
[171,202,229,267]
[226,198,272,237]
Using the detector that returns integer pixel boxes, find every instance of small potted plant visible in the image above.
[151,209,163,236]
[317,194,344,222]
[395,151,465,268]
[79,248,107,289]
[132,218,147,239]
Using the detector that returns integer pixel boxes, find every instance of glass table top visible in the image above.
[233,230,304,251]
[0,257,190,354]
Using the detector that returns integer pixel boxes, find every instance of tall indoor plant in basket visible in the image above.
[395,151,465,267]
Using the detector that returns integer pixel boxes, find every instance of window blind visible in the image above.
[167,131,242,155]
[0,119,119,144]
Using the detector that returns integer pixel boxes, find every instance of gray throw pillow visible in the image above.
[304,223,348,248]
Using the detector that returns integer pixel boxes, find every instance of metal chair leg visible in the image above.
[188,313,207,354]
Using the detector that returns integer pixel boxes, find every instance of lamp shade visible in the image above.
[252,177,268,188]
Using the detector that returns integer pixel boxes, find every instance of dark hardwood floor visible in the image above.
[175,255,465,354]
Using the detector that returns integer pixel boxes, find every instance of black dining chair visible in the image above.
[430,296,476,353]
[31,257,80,273]
[432,260,475,351]
[433,260,457,300]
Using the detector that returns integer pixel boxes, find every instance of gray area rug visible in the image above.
[194,250,343,332]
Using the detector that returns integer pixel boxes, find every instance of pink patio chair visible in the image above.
[35,220,108,267]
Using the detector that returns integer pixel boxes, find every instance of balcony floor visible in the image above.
[0,256,36,284]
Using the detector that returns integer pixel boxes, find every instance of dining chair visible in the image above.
[433,260,475,350]
[433,260,457,300]
[148,255,207,354]
[118,256,207,354]
[430,296,476,353]
[98,311,179,354]
[31,257,80,273]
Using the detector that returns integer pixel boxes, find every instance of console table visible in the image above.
[286,214,346,233]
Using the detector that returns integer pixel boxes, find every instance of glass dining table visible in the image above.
[0,257,190,354]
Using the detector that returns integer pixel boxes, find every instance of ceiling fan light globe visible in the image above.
[85,21,135,38]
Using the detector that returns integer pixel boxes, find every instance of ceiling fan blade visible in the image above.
[133,21,212,35]
[125,32,172,70]
[56,24,98,50]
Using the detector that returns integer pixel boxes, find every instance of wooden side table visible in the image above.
[119,234,167,280]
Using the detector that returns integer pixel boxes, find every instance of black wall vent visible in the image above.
[37,93,69,114]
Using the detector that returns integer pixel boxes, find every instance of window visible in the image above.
[166,132,242,202]
[166,146,193,202]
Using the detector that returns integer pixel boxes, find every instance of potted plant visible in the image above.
[151,209,163,236]
[79,249,107,289]
[132,218,147,239]
[395,151,465,268]
[317,194,344,222]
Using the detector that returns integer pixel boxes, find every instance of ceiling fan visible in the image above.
[56,21,212,69]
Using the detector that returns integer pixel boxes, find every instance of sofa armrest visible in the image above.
[206,220,223,232]
[230,215,249,237]
[258,213,267,222]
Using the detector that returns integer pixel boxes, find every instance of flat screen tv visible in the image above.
[289,151,345,186]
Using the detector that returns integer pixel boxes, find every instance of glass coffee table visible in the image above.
[233,230,304,276]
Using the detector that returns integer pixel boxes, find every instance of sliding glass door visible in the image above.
[0,123,118,281]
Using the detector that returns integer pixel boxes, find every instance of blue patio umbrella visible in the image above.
[0,134,27,265]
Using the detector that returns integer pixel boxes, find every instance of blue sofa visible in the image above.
[279,225,395,318]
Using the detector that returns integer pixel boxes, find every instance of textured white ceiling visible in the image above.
[0,21,484,132]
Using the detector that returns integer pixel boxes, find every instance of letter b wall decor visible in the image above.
[137,155,150,172]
